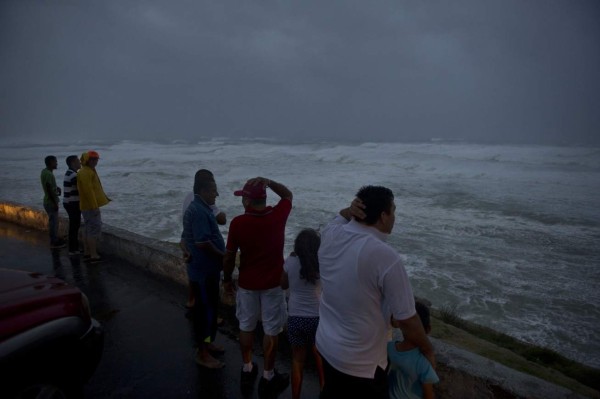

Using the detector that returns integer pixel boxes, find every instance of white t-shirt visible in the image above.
[283,255,321,318]
[315,216,415,379]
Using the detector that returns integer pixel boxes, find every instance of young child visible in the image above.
[388,301,439,399]
[280,228,325,399]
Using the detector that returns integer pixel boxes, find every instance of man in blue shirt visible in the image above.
[181,172,226,369]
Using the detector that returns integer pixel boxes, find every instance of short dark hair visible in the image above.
[193,169,215,195]
[66,155,78,168]
[248,198,266,208]
[44,155,56,167]
[355,185,394,225]
[415,301,431,331]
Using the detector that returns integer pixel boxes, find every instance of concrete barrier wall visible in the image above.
[0,202,188,287]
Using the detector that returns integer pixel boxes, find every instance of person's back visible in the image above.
[223,177,293,398]
[77,152,109,211]
[317,222,409,374]
[316,186,434,399]
[388,302,439,399]
[282,228,324,399]
[228,197,291,290]
[285,253,321,318]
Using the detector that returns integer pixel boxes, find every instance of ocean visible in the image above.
[1,138,599,368]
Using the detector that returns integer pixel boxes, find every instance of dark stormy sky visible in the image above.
[1,0,599,145]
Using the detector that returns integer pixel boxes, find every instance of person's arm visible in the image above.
[215,212,226,225]
[339,197,367,221]
[78,171,99,209]
[281,252,294,290]
[280,270,289,290]
[189,208,224,259]
[339,206,352,221]
[246,177,293,201]
[179,238,191,262]
[267,178,292,201]
[392,313,436,369]
[45,182,59,209]
[422,382,435,399]
[222,250,237,293]
[210,204,227,225]
[195,240,224,259]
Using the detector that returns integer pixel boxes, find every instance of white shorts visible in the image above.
[236,287,287,336]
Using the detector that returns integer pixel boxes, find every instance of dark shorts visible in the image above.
[286,316,319,346]
[320,356,389,399]
[82,209,102,238]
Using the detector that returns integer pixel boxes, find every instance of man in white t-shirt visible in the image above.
[316,185,435,399]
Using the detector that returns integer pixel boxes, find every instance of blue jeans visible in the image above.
[44,203,59,244]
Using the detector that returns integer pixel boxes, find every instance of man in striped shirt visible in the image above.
[63,155,81,255]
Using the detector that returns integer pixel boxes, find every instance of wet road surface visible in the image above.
[0,220,322,398]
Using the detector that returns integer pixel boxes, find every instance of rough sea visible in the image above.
[1,138,599,368]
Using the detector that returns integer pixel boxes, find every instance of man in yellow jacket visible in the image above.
[77,150,110,263]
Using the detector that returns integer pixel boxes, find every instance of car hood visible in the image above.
[0,269,85,341]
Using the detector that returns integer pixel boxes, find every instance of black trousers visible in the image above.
[320,356,389,399]
[190,273,220,345]
[63,202,81,252]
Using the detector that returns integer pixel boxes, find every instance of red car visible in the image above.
[0,268,104,398]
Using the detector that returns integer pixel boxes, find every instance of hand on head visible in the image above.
[245,177,270,188]
[350,197,366,220]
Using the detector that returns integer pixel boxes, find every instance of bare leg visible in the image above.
[312,344,325,392]
[83,236,90,257]
[239,330,255,365]
[186,283,195,308]
[291,345,307,399]
[88,237,99,258]
[262,333,279,372]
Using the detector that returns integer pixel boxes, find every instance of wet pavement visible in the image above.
[0,220,322,398]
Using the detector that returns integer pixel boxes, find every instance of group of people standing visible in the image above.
[39,155,438,398]
[40,150,110,263]
[181,169,439,399]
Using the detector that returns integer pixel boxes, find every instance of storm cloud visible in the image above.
[1,0,599,145]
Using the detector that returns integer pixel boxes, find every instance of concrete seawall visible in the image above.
[0,201,593,399]
[0,201,188,286]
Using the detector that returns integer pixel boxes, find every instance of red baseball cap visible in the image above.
[88,150,100,159]
[234,182,266,200]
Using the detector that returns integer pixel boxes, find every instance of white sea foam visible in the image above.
[1,138,599,368]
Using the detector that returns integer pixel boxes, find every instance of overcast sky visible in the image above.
[1,0,599,145]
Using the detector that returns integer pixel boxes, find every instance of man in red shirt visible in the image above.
[223,177,293,398]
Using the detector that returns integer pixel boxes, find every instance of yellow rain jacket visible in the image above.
[77,152,110,211]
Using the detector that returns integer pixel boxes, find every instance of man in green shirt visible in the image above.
[41,155,65,248]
